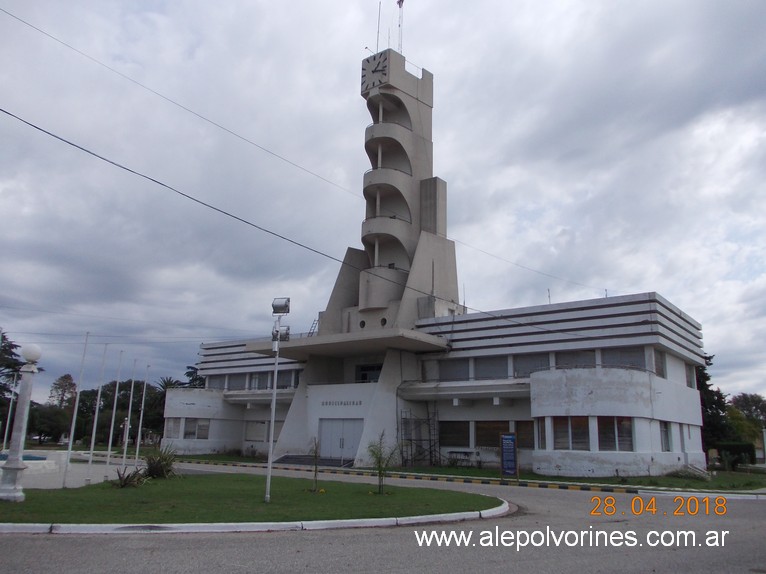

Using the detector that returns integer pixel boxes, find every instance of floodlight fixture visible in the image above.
[272,297,290,315]
[272,325,290,342]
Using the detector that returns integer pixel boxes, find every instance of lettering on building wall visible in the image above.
[321,400,363,406]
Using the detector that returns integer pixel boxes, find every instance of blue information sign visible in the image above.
[501,433,518,477]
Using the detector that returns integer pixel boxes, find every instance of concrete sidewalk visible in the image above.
[4,450,133,490]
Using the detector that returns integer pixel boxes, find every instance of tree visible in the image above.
[76,379,166,445]
[185,365,205,388]
[0,329,23,438]
[0,328,23,399]
[730,393,766,427]
[28,403,69,444]
[698,355,737,452]
[48,374,77,409]
[726,406,761,443]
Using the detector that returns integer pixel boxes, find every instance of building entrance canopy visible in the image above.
[243,328,449,361]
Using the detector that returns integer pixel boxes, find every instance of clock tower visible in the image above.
[316,48,460,335]
[245,48,462,466]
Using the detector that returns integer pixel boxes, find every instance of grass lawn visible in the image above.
[0,474,498,524]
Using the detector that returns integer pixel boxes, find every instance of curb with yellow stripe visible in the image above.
[177,459,640,494]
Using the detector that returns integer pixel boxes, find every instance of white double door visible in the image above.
[318,418,364,461]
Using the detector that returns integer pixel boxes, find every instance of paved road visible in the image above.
[1,463,765,573]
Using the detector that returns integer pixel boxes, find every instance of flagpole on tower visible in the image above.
[397,0,404,54]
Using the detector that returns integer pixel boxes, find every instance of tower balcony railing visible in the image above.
[365,122,414,152]
[366,119,412,131]
[363,167,414,197]
[361,215,413,242]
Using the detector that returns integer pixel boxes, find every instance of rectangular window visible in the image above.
[438,359,469,381]
[556,350,596,369]
[553,416,590,450]
[685,364,696,389]
[438,421,470,447]
[277,369,294,388]
[207,375,225,390]
[183,418,197,439]
[654,349,667,379]
[251,372,270,390]
[660,421,671,452]
[601,347,646,370]
[164,418,180,439]
[474,356,508,380]
[183,418,210,440]
[553,417,570,450]
[355,364,382,383]
[598,417,634,451]
[513,353,550,378]
[227,373,247,391]
[516,420,534,449]
[245,421,267,441]
[617,417,634,451]
[570,416,590,450]
[475,420,508,447]
[537,418,546,450]
[597,416,617,451]
[197,419,210,440]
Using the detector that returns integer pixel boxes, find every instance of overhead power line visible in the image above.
[0,5,608,296]
[1,107,596,341]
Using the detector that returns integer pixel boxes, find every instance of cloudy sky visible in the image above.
[1,0,765,404]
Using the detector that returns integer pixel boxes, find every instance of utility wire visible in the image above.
[0,5,608,296]
[1,107,594,340]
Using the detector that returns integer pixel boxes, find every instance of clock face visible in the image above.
[361,52,389,93]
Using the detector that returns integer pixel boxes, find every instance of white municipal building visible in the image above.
[163,49,706,477]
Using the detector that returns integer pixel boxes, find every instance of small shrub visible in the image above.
[367,431,398,494]
[309,436,320,493]
[114,467,146,488]
[144,446,177,479]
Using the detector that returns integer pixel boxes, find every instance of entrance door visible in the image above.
[318,418,364,462]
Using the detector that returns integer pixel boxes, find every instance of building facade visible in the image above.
[163,49,706,477]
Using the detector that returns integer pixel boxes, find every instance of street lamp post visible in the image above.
[264,297,290,503]
[0,344,42,502]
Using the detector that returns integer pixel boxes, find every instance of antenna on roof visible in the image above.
[376,1,382,52]
[397,0,404,53]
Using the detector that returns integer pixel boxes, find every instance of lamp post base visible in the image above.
[0,461,28,502]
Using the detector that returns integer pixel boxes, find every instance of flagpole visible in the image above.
[104,349,123,480]
[63,331,89,488]
[121,359,137,468]
[134,365,150,469]
[86,344,109,483]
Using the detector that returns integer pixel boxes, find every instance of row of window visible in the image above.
[435,347,696,388]
[549,416,634,452]
[207,370,300,391]
[165,417,210,440]
[438,417,678,453]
